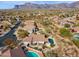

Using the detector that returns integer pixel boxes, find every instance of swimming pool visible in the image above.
[48,37,55,44]
[25,51,40,57]
[73,34,79,40]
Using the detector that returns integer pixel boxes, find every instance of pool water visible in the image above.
[48,38,54,44]
[25,51,40,57]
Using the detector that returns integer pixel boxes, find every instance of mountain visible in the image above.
[14,1,79,9]
[69,1,79,8]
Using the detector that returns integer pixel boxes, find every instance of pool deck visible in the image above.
[27,47,44,57]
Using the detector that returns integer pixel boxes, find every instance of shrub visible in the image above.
[64,23,70,28]
[17,29,29,38]
[59,28,72,37]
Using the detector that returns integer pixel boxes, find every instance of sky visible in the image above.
[0,1,74,9]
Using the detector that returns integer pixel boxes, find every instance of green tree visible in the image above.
[59,28,72,37]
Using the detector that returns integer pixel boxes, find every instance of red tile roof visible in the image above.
[1,49,11,57]
[1,46,26,57]
[10,46,26,57]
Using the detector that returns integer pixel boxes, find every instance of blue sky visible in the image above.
[0,1,74,9]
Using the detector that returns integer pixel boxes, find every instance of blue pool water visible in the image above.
[48,38,54,44]
[25,51,40,57]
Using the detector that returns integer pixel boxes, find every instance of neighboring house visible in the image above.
[76,14,79,20]
[10,46,26,57]
[1,49,11,57]
[73,27,79,33]
[59,19,74,28]
[1,46,26,57]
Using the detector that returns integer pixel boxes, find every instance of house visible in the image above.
[24,33,48,43]
[0,46,26,57]
[73,27,79,33]
[1,49,11,57]
[10,46,26,57]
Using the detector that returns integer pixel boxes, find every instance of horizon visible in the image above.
[0,1,74,9]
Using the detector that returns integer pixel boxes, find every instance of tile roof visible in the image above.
[1,46,26,57]
[10,46,26,57]
[1,49,11,57]
[24,33,48,42]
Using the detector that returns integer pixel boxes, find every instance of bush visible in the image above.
[17,29,29,38]
[64,24,70,28]
[45,50,58,57]
[45,28,51,34]
[41,19,52,26]
[2,21,11,31]
[59,28,72,37]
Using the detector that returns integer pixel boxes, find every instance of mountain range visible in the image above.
[14,1,79,9]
